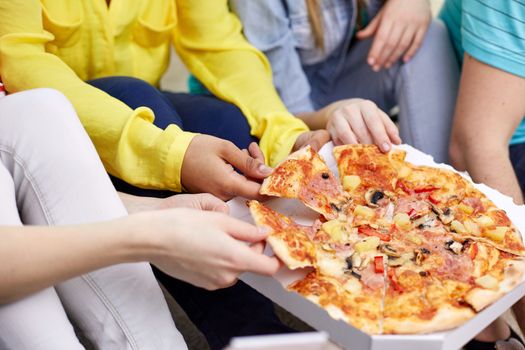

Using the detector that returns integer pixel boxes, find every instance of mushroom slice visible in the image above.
[365,189,386,208]
[445,240,463,255]
[379,244,401,258]
[412,213,437,229]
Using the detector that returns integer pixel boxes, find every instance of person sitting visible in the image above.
[207,0,459,163]
[0,88,278,350]
[441,0,525,348]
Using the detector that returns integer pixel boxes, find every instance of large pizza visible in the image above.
[249,145,525,335]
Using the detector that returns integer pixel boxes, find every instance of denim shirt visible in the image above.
[229,0,382,114]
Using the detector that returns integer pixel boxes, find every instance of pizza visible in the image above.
[249,145,525,335]
[260,146,350,219]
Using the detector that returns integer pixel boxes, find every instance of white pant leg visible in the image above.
[0,162,84,350]
[0,89,186,349]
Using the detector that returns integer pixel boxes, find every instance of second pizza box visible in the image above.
[228,142,525,350]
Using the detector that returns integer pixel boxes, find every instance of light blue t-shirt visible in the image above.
[440,0,525,146]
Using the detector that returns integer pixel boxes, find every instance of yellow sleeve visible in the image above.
[173,0,309,166]
[0,0,195,191]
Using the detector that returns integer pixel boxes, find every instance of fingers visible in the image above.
[222,141,272,180]
[241,251,281,276]
[329,111,357,145]
[356,13,381,40]
[223,171,264,200]
[380,111,402,145]
[248,142,266,163]
[373,22,403,71]
[196,193,229,213]
[360,101,392,152]
[214,213,270,242]
[385,26,415,68]
[311,130,331,151]
[343,105,373,144]
[367,18,394,71]
[403,27,426,62]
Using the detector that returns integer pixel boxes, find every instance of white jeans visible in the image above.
[0,89,187,349]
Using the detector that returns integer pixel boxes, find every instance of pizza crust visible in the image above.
[267,236,314,269]
[383,304,476,334]
[465,259,525,311]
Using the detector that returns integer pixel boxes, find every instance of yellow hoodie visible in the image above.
[0,0,308,191]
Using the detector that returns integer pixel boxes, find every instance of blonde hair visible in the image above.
[306,0,371,49]
[306,0,324,49]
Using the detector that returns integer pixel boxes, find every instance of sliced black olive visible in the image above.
[322,172,330,179]
[351,271,362,280]
[419,271,428,277]
[345,256,353,270]
[443,208,451,216]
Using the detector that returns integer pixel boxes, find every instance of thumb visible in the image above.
[214,213,271,242]
[222,142,273,179]
[196,193,229,213]
[356,14,380,39]
[307,130,331,151]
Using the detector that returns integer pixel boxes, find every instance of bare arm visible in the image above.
[0,221,138,303]
[449,54,525,204]
[0,209,279,304]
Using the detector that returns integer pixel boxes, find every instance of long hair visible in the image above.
[306,0,370,49]
[306,0,324,49]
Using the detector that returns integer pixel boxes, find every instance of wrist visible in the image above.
[109,213,165,263]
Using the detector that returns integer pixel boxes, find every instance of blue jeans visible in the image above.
[88,76,258,197]
[87,76,292,349]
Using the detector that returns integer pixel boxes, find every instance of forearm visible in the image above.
[296,110,327,130]
[0,219,153,303]
[458,143,523,204]
[450,54,525,204]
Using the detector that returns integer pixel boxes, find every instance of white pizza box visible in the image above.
[228,142,525,350]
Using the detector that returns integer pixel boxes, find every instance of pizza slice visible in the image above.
[333,144,406,204]
[383,265,476,334]
[248,200,317,269]
[288,271,384,335]
[445,186,525,256]
[260,146,350,220]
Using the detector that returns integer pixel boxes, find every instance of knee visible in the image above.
[0,89,91,153]
[0,88,81,131]
[91,76,159,97]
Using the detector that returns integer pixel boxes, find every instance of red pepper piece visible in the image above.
[397,181,411,194]
[374,256,384,273]
[358,225,391,241]
[407,208,416,218]
[414,186,439,194]
[428,194,440,204]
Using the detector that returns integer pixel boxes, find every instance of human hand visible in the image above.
[181,135,273,200]
[323,99,401,152]
[134,208,280,290]
[356,0,431,71]
[292,129,331,152]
